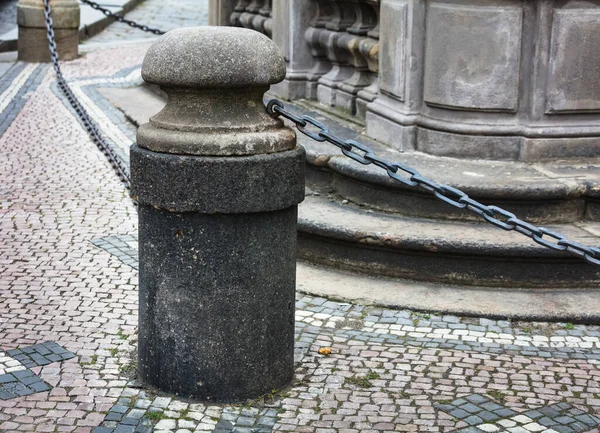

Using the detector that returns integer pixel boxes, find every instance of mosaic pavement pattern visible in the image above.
[1,2,600,433]
[0,343,75,401]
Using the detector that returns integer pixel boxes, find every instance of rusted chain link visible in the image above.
[43,0,133,188]
[266,99,600,266]
[80,0,165,35]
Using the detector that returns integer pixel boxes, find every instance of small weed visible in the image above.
[146,411,165,421]
[81,354,98,366]
[345,375,373,388]
[563,323,575,330]
[573,391,581,398]
[117,330,129,340]
[110,348,118,357]
[438,399,452,404]
[365,372,380,380]
[487,390,506,402]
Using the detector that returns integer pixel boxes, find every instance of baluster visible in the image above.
[230,0,250,26]
[239,0,262,29]
[304,0,334,99]
[356,1,380,119]
[260,0,273,37]
[251,0,271,35]
[336,0,378,114]
[316,0,356,107]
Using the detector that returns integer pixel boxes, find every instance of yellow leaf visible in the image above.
[318,347,332,355]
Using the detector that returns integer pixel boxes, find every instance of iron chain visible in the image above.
[43,0,132,188]
[80,0,165,35]
[266,99,600,266]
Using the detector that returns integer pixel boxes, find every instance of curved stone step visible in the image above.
[297,261,600,324]
[297,194,600,288]
[284,102,600,224]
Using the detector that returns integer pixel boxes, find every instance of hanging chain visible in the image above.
[80,0,165,35]
[43,0,131,188]
[266,99,600,266]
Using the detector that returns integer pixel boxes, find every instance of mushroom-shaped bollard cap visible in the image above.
[137,26,295,156]
[142,27,286,89]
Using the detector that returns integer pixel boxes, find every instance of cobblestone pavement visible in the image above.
[1,2,600,433]
[83,0,208,44]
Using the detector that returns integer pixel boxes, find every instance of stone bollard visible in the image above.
[17,0,80,63]
[131,27,305,402]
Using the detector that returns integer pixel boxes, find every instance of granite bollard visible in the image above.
[131,27,305,402]
[17,0,80,63]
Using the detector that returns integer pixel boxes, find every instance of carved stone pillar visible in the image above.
[366,0,600,161]
[271,0,318,99]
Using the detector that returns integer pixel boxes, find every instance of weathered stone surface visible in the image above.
[17,0,79,62]
[546,9,600,113]
[423,3,522,112]
[131,144,305,213]
[141,26,286,89]
[137,204,297,402]
[133,26,304,402]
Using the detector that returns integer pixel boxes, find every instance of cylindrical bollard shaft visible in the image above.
[17,0,80,63]
[131,27,305,402]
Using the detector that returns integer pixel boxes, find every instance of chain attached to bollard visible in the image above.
[266,99,600,266]
[42,0,166,189]
[80,0,165,35]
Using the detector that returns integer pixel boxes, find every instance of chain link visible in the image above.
[266,99,600,266]
[43,0,131,188]
[80,0,165,35]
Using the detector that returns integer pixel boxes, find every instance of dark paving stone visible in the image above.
[120,417,139,426]
[0,374,17,384]
[481,402,502,411]
[450,408,470,419]
[461,403,482,414]
[464,415,484,425]
[495,408,516,417]
[92,428,114,433]
[540,406,562,418]
[553,426,574,433]
[114,425,135,433]
[112,405,129,414]
[555,416,577,424]
[523,409,544,419]
[466,395,490,404]
[105,412,124,422]
[539,416,559,427]
[479,410,500,422]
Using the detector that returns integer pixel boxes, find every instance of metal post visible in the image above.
[131,27,305,402]
[18,0,79,63]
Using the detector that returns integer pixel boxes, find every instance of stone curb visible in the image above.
[0,0,146,53]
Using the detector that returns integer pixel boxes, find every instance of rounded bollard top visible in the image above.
[142,27,286,89]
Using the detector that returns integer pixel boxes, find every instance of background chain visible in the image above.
[80,0,165,35]
[266,99,600,266]
[42,0,167,189]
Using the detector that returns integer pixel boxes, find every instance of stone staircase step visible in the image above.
[283,101,600,224]
[298,194,600,288]
[296,261,600,323]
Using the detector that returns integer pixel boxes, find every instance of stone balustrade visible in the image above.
[231,0,273,37]
[213,0,600,161]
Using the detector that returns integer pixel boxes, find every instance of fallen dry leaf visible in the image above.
[318,347,332,355]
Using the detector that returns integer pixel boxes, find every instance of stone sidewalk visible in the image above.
[1,2,600,433]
